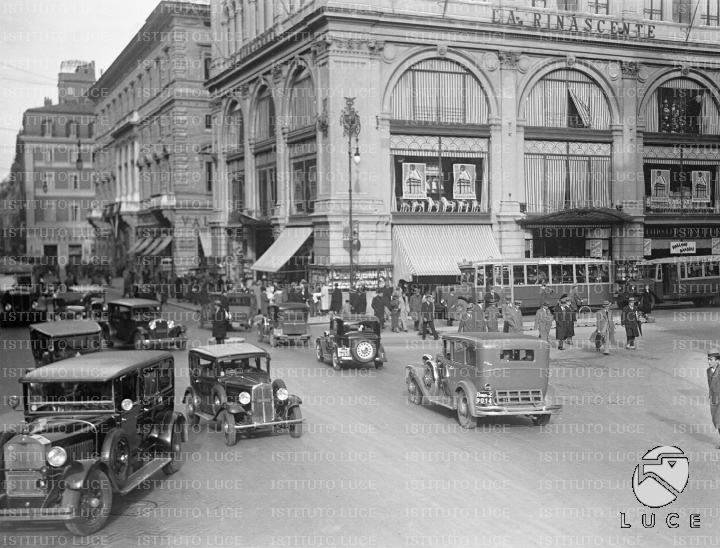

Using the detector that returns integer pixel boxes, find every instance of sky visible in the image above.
[0,0,167,181]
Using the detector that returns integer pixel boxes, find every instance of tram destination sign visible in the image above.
[491,8,656,39]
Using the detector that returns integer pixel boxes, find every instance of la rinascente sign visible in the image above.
[491,8,657,39]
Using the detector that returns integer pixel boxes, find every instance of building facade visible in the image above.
[15,61,97,276]
[207,0,720,287]
[90,0,214,278]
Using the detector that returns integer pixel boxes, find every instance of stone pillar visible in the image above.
[264,0,273,29]
[256,0,265,36]
[245,0,255,42]
[133,141,141,206]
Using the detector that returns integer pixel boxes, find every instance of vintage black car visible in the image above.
[100,299,187,351]
[257,303,311,347]
[0,263,46,324]
[52,285,106,321]
[199,291,253,331]
[29,320,103,367]
[0,351,186,536]
[315,315,387,370]
[184,343,304,446]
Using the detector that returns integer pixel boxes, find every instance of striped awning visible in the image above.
[129,237,151,254]
[251,227,313,273]
[147,236,173,256]
[393,225,501,277]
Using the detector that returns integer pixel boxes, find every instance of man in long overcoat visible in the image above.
[485,299,500,332]
[707,350,720,441]
[458,302,475,333]
[409,287,422,332]
[330,283,343,315]
[593,300,615,355]
[212,300,228,344]
[420,293,439,340]
[534,301,553,342]
[371,293,385,329]
[621,297,641,350]
[554,296,574,350]
[501,296,513,333]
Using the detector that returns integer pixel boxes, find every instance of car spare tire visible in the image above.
[352,340,376,363]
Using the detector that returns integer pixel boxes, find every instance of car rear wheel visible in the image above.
[315,342,324,363]
[101,429,131,485]
[531,414,551,426]
[332,351,341,371]
[162,425,184,475]
[407,378,422,405]
[63,469,112,536]
[221,411,238,446]
[456,389,476,429]
[288,406,303,438]
[184,392,200,425]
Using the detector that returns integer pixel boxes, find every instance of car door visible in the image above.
[112,305,132,342]
[116,371,142,451]
[444,340,468,394]
[139,365,164,447]
[190,353,216,414]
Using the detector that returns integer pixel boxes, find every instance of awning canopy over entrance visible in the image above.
[129,237,151,254]
[250,227,313,273]
[519,208,634,228]
[199,232,212,256]
[392,225,501,278]
[147,236,173,256]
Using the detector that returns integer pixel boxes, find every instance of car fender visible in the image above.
[284,395,303,416]
[62,460,98,490]
[455,381,479,416]
[150,411,188,449]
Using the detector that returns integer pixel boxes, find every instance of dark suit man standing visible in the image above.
[554,296,574,350]
[420,293,439,340]
[621,297,641,350]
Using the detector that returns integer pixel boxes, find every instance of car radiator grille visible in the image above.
[283,323,305,336]
[5,438,45,497]
[494,389,543,405]
[252,384,273,424]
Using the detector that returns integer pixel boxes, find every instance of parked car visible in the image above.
[29,320,103,367]
[315,315,387,371]
[405,333,562,428]
[199,292,253,331]
[0,263,46,324]
[257,303,311,347]
[0,351,186,536]
[52,285,105,320]
[100,299,187,351]
[184,343,304,446]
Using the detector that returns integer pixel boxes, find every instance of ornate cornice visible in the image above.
[310,34,385,58]
[498,51,521,69]
[621,61,640,77]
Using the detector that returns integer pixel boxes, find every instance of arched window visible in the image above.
[225,102,243,153]
[526,70,611,129]
[288,70,315,131]
[390,59,489,124]
[255,89,276,142]
[643,78,720,135]
[287,69,317,215]
[254,88,276,217]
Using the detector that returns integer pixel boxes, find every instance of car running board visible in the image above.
[234,418,305,430]
[425,395,456,410]
[118,457,172,495]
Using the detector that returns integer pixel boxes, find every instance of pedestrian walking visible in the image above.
[485,299,500,332]
[260,286,269,316]
[330,283,343,315]
[554,296,574,350]
[420,292,439,340]
[320,283,330,314]
[409,287,422,332]
[592,300,615,355]
[638,285,653,318]
[501,296,513,333]
[707,350,720,446]
[212,299,228,344]
[539,282,554,304]
[371,292,385,329]
[567,285,584,344]
[534,301,553,342]
[458,302,476,332]
[357,286,368,316]
[342,299,352,316]
[621,297,641,350]
[390,290,401,332]
[510,300,524,333]
[398,289,410,332]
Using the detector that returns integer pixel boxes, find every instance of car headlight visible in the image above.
[47,446,67,467]
[8,395,19,409]
[102,304,108,312]
[31,301,38,309]
[276,388,289,401]
[238,392,251,405]
[149,320,157,330]
[167,320,175,329]
[4,304,11,311]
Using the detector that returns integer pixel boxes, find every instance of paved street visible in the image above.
[1,288,719,547]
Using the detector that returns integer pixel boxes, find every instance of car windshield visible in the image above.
[133,307,162,321]
[27,381,114,412]
[218,356,268,376]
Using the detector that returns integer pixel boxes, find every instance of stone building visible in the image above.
[89,0,214,278]
[14,61,97,276]
[207,0,720,288]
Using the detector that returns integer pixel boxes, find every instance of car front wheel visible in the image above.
[184,392,200,425]
[315,342,324,363]
[63,469,113,536]
[222,411,238,446]
[407,379,422,405]
[531,414,551,427]
[332,351,341,371]
[101,429,131,485]
[456,389,476,429]
[162,425,184,475]
[288,406,303,438]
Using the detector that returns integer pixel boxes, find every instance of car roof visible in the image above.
[108,299,160,308]
[21,351,172,383]
[269,303,308,310]
[191,343,269,359]
[29,320,102,337]
[444,332,549,348]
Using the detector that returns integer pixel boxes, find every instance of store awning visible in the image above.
[199,232,212,256]
[393,225,501,277]
[250,227,313,273]
[129,237,151,254]
[135,237,158,255]
[147,236,173,256]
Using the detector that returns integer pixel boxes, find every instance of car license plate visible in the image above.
[476,391,492,406]
[337,348,350,357]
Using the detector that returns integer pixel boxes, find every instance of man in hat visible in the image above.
[409,286,422,332]
[458,302,475,333]
[593,300,615,355]
[707,350,720,444]
[212,299,228,344]
[534,301,553,342]
[330,283,343,315]
[554,296,574,350]
[501,296,514,333]
[539,282,553,304]
[621,297,641,350]
[484,284,501,308]
[505,299,524,333]
[485,297,500,332]
[420,292,439,340]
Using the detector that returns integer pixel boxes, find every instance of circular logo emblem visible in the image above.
[632,446,689,508]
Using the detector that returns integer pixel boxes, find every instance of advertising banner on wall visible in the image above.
[452,164,476,200]
[643,239,652,257]
[650,169,670,203]
[692,171,711,202]
[670,241,696,254]
[402,163,427,199]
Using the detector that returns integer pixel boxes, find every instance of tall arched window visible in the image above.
[643,78,720,135]
[287,69,317,214]
[254,88,277,217]
[226,102,245,211]
[390,59,489,124]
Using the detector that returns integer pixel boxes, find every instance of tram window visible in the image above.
[537,266,549,284]
[551,265,563,284]
[513,265,526,285]
[686,264,703,278]
[597,265,610,283]
[562,266,573,283]
[706,262,720,277]
[495,266,509,287]
[527,265,539,285]
[575,264,587,283]
[476,268,484,287]
[467,270,475,284]
[588,265,598,280]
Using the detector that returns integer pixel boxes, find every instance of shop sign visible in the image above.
[589,240,603,258]
[670,241,696,255]
[712,239,720,255]
[643,239,652,257]
[175,237,197,255]
[645,227,720,238]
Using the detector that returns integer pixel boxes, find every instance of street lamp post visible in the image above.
[341,97,361,288]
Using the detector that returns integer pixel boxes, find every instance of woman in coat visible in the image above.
[398,289,410,332]
[320,283,330,314]
[260,287,269,317]
[592,300,615,355]
[390,290,401,332]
